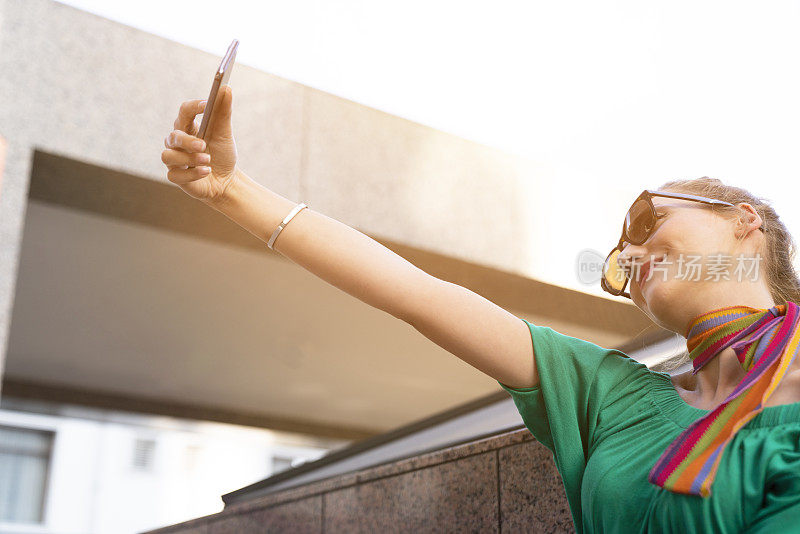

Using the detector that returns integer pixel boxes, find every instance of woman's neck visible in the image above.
[673,291,776,408]
[681,347,747,409]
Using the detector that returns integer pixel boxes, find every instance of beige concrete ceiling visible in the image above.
[2,151,665,441]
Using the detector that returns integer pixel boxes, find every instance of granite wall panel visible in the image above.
[325,451,498,533]
[498,440,573,533]
[141,430,575,534]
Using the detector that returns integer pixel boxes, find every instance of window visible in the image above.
[0,425,54,524]
[132,438,156,471]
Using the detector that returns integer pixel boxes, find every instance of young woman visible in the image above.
[161,86,800,533]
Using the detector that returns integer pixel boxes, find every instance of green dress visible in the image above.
[498,318,800,533]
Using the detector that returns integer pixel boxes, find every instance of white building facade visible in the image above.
[0,398,346,534]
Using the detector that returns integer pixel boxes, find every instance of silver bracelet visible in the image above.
[267,202,308,250]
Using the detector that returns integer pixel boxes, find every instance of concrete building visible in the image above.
[0,397,343,533]
[0,1,677,532]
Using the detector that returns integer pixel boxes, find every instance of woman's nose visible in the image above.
[617,243,648,270]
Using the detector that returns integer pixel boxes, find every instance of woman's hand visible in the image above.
[161,85,239,204]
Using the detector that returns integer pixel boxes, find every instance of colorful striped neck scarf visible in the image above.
[648,301,800,497]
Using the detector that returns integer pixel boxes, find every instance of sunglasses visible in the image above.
[600,189,752,299]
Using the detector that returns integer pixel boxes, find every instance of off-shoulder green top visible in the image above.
[498,318,800,533]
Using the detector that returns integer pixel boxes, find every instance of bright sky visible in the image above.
[57,0,800,298]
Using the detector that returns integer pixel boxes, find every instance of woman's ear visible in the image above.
[734,202,764,238]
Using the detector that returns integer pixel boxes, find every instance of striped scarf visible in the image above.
[648,301,800,497]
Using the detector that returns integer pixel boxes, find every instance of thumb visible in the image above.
[211,85,233,137]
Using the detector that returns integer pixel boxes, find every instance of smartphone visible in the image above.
[197,39,239,140]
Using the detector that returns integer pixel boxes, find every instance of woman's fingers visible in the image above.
[162,94,237,195]
[164,129,207,152]
[166,165,211,185]
[161,148,211,168]
[174,99,206,134]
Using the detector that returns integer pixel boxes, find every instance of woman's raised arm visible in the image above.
[161,87,537,390]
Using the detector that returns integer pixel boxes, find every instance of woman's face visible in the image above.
[618,197,767,334]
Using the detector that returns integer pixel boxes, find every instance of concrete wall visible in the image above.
[0,0,552,398]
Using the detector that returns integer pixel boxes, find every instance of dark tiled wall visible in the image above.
[142,429,574,534]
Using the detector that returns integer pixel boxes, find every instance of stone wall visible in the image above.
[141,428,574,534]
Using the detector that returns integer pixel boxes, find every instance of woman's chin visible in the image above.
[635,277,669,312]
[642,279,688,325]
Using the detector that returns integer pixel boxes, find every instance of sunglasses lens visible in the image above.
[602,249,629,293]
[624,199,655,244]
